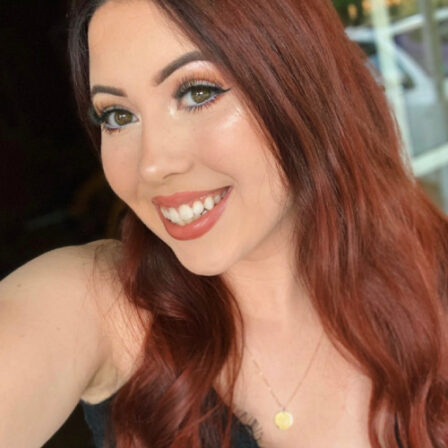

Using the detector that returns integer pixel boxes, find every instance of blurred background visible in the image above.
[1,0,448,446]
[335,0,448,212]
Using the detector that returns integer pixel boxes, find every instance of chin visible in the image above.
[179,258,228,277]
[173,250,233,277]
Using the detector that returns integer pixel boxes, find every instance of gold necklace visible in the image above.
[245,331,324,431]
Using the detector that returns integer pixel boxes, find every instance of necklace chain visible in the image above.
[245,331,324,412]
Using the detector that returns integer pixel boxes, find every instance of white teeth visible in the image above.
[179,204,194,221]
[204,196,214,211]
[192,200,204,217]
[168,208,180,224]
[163,203,212,225]
[160,187,229,226]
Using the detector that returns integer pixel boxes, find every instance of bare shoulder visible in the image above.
[1,239,119,293]
[0,240,147,445]
[0,240,123,326]
[0,239,147,404]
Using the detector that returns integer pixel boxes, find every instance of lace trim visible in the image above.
[232,406,264,444]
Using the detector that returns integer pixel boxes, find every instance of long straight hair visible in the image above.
[68,0,448,447]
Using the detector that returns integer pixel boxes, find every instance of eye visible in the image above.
[187,85,214,105]
[106,110,136,127]
[89,106,138,134]
[175,78,231,112]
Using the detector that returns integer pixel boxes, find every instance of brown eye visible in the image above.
[101,108,138,131]
[111,110,134,126]
[190,86,213,104]
[175,80,229,111]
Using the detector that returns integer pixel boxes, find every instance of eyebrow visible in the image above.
[153,50,208,85]
[90,85,126,98]
[90,50,208,99]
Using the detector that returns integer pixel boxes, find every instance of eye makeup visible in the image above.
[88,72,232,134]
[174,74,231,113]
[88,105,136,135]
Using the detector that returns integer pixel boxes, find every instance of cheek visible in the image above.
[197,103,285,212]
[100,136,140,202]
[195,102,273,186]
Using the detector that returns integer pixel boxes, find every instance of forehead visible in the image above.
[88,0,198,80]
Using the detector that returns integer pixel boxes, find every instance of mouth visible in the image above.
[155,186,232,241]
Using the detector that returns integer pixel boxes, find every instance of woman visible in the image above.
[1,0,447,446]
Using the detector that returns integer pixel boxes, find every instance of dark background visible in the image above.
[1,1,118,446]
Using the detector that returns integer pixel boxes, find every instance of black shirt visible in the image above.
[81,391,403,448]
[81,391,260,448]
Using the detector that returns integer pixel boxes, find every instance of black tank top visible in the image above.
[81,391,261,448]
[81,392,404,448]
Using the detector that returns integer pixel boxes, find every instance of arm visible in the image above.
[0,243,114,447]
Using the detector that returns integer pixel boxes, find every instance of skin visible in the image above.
[88,1,375,446]
[88,0,305,316]
[0,2,387,447]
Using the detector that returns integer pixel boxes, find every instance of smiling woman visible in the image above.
[0,0,447,447]
[83,0,297,281]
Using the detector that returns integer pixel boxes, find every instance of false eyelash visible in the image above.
[174,75,231,113]
[175,74,227,99]
[88,104,127,126]
[88,105,103,127]
[87,75,231,134]
[88,105,129,135]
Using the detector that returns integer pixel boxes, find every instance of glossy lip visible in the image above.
[155,186,232,241]
[152,186,230,209]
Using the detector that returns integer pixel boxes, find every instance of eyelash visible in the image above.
[89,76,230,135]
[174,75,230,113]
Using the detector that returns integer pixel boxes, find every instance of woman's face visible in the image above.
[88,0,295,275]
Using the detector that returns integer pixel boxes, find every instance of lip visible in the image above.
[152,186,230,209]
[155,186,232,241]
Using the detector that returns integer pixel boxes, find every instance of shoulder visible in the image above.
[0,240,135,445]
[0,240,124,336]
[1,239,120,294]
[0,239,147,404]
[0,240,122,373]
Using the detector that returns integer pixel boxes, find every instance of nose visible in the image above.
[138,119,194,184]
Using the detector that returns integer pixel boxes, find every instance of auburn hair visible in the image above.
[68,0,448,447]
